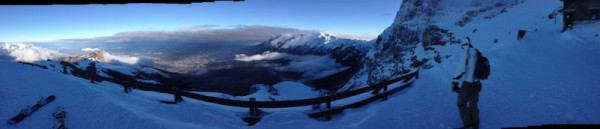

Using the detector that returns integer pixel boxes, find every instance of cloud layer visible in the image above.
[102,51,140,65]
[1,43,63,62]
[234,51,286,62]
[81,48,101,52]
[235,52,349,80]
[60,25,306,45]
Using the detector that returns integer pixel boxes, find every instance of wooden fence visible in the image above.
[54,61,420,125]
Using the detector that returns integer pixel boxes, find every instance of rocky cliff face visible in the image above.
[340,0,519,91]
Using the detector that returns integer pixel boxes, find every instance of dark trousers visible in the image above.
[457,81,481,128]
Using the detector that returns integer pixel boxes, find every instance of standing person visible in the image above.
[562,12,574,32]
[452,37,489,129]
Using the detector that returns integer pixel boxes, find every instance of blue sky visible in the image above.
[0,0,402,42]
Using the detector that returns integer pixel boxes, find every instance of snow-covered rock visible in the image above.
[60,50,140,65]
[340,0,525,91]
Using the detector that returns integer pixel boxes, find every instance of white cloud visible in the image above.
[102,52,140,65]
[274,54,350,79]
[59,25,307,45]
[234,52,349,80]
[81,48,101,52]
[1,43,63,62]
[234,51,287,62]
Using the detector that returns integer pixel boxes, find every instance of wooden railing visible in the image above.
[308,78,415,120]
[103,70,418,108]
[50,61,420,124]
[18,61,48,69]
[102,67,418,124]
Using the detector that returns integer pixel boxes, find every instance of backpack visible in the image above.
[474,49,490,80]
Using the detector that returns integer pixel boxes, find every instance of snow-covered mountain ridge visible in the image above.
[264,32,367,50]
[340,0,531,91]
[243,31,369,62]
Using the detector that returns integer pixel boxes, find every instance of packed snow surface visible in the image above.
[1,0,600,128]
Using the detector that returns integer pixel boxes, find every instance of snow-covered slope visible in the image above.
[237,81,325,101]
[2,0,600,128]
[341,0,530,90]
[0,57,331,129]
[0,58,247,129]
[254,0,600,128]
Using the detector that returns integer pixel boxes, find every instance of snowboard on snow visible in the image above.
[52,106,67,129]
[7,95,56,125]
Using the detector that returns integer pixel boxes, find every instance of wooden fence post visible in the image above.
[243,97,261,126]
[249,97,257,117]
[174,87,183,103]
[416,69,420,79]
[325,101,331,120]
[383,85,388,100]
